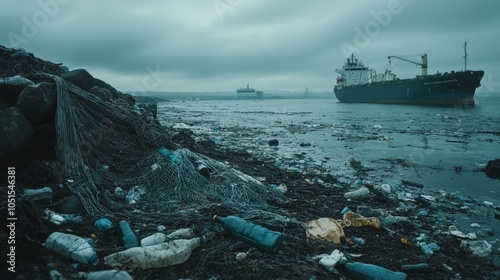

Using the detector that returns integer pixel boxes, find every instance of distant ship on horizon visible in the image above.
[334,42,484,106]
[236,82,263,98]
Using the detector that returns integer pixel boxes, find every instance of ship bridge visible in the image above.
[336,54,374,86]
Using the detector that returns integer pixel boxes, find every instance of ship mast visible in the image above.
[463,42,467,71]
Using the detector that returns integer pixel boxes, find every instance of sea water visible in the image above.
[158,93,500,239]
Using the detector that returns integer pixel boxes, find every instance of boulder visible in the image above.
[33,124,56,160]
[16,82,56,124]
[483,159,500,179]
[0,107,34,168]
[60,69,95,91]
[120,93,136,106]
[268,139,279,146]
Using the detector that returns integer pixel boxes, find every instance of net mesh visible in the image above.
[51,75,286,219]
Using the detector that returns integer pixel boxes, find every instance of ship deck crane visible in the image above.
[388,54,428,76]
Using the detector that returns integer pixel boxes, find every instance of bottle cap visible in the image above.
[88,255,99,266]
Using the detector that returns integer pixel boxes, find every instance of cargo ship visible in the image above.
[334,43,484,106]
[236,83,263,98]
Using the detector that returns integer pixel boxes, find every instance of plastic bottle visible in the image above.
[420,242,440,257]
[22,187,53,204]
[344,187,370,200]
[158,147,180,164]
[94,218,116,235]
[402,179,424,188]
[44,232,99,265]
[118,220,139,248]
[339,261,408,280]
[400,263,431,273]
[140,228,195,247]
[75,269,133,280]
[213,215,284,254]
[104,236,206,270]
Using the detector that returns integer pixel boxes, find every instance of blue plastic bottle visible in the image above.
[213,215,284,253]
[118,220,139,248]
[341,261,408,280]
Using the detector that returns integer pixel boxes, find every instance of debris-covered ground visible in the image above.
[1,45,500,280]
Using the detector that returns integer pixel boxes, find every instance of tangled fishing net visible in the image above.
[51,75,286,219]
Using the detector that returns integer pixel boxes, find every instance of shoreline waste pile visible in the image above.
[1,45,500,280]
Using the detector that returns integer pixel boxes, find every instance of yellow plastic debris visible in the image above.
[341,212,381,229]
[306,218,347,244]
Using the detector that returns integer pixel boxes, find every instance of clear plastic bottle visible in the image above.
[344,187,370,200]
[140,228,195,247]
[104,236,207,270]
[213,215,284,253]
[340,261,408,280]
[44,232,99,265]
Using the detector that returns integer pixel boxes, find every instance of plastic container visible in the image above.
[44,232,99,265]
[344,187,370,200]
[420,242,440,257]
[197,164,210,178]
[94,218,116,235]
[402,179,424,188]
[400,263,431,273]
[22,187,53,204]
[104,236,207,270]
[340,261,408,280]
[213,215,284,253]
[351,237,366,246]
[118,220,139,248]
[158,147,180,164]
[76,269,133,280]
[140,228,195,247]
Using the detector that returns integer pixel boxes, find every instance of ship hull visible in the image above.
[334,70,484,106]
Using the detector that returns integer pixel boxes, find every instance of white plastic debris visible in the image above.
[235,252,247,261]
[126,186,146,204]
[318,249,345,271]
[449,225,476,240]
[483,201,494,207]
[460,240,492,257]
[421,195,436,202]
[45,209,67,225]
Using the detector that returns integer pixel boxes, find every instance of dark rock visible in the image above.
[299,142,311,147]
[33,124,56,160]
[57,194,85,214]
[0,107,34,169]
[89,86,113,101]
[15,82,56,124]
[94,78,120,98]
[483,159,500,179]
[120,93,136,106]
[268,139,279,146]
[1,85,23,106]
[60,68,95,91]
[137,103,158,119]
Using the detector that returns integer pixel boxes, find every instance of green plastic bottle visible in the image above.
[213,215,284,253]
[340,261,408,280]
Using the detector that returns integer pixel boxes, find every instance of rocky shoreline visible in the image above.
[1,46,499,280]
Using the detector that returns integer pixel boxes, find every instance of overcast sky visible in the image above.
[1,0,499,93]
